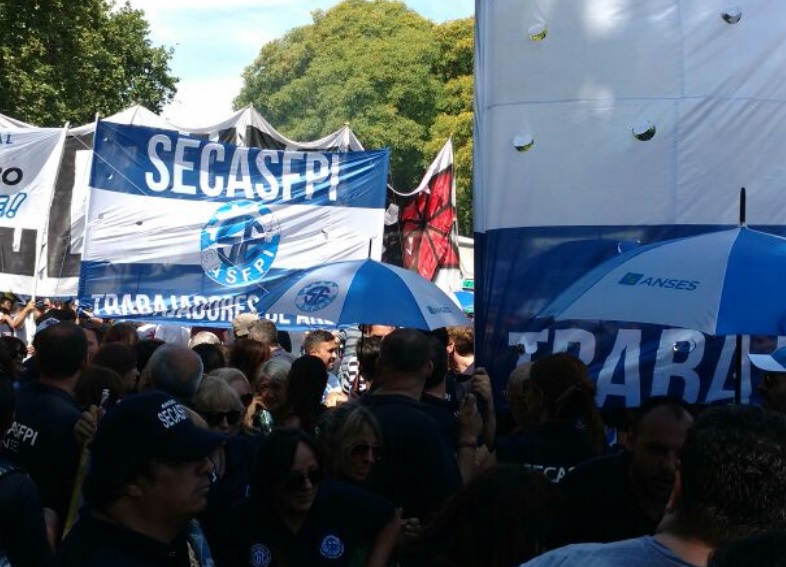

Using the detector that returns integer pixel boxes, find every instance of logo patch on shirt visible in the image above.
[250,543,272,567]
[319,534,345,559]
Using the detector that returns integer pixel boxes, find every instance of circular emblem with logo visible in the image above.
[295,281,339,313]
[319,534,345,560]
[250,543,272,567]
[200,200,281,287]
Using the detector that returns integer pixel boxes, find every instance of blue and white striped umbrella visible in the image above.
[254,259,471,330]
[538,227,786,336]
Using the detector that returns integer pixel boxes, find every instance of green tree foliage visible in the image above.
[425,17,474,235]
[0,0,177,126]
[236,1,475,234]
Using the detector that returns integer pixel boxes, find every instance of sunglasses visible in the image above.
[201,410,242,428]
[283,468,324,491]
[348,443,382,461]
[240,393,254,407]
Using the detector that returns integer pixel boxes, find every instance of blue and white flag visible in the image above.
[78,122,389,326]
[0,127,67,295]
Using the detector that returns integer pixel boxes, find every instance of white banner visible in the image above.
[0,127,66,295]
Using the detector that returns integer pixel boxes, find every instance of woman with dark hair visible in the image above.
[102,322,138,347]
[229,339,270,390]
[74,365,125,410]
[495,353,605,482]
[211,428,399,567]
[399,465,562,567]
[316,403,382,484]
[135,338,164,374]
[92,343,139,394]
[192,342,227,375]
[283,355,329,434]
[353,335,382,396]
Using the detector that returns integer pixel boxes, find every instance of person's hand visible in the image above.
[457,393,483,441]
[209,446,227,481]
[74,405,104,445]
[324,390,348,408]
[400,515,422,542]
[470,367,494,409]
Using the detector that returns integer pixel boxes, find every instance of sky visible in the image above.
[125,0,474,127]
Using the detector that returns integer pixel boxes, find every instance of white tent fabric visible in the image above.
[0,112,35,129]
[183,105,364,151]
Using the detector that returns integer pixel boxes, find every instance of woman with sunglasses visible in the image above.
[208,367,256,426]
[316,403,383,484]
[212,428,400,567]
[193,375,259,550]
[193,374,246,436]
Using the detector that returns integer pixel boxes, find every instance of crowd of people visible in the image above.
[2,292,786,566]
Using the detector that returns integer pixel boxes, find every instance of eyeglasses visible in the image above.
[240,393,254,407]
[201,410,242,428]
[283,468,324,491]
[348,443,382,461]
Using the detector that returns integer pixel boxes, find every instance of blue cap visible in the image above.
[749,347,786,373]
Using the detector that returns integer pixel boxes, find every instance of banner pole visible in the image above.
[26,123,70,344]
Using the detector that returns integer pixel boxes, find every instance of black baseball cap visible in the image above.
[90,390,225,471]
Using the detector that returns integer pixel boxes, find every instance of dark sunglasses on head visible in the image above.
[283,468,324,491]
[201,410,242,428]
[240,393,254,407]
[348,443,382,461]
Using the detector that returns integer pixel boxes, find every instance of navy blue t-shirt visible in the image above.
[213,480,394,567]
[57,512,194,567]
[419,393,459,452]
[1,381,82,524]
[201,433,260,548]
[553,451,658,546]
[0,458,54,567]
[495,422,597,482]
[361,393,461,519]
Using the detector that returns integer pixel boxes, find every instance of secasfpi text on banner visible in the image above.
[78,121,389,326]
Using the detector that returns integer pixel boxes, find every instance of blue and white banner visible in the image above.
[78,121,389,325]
[0,127,67,295]
[475,0,786,407]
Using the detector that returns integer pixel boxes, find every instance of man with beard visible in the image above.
[524,405,786,567]
[749,347,786,413]
[553,397,693,545]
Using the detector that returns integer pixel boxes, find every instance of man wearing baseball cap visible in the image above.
[749,347,786,413]
[57,390,225,566]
